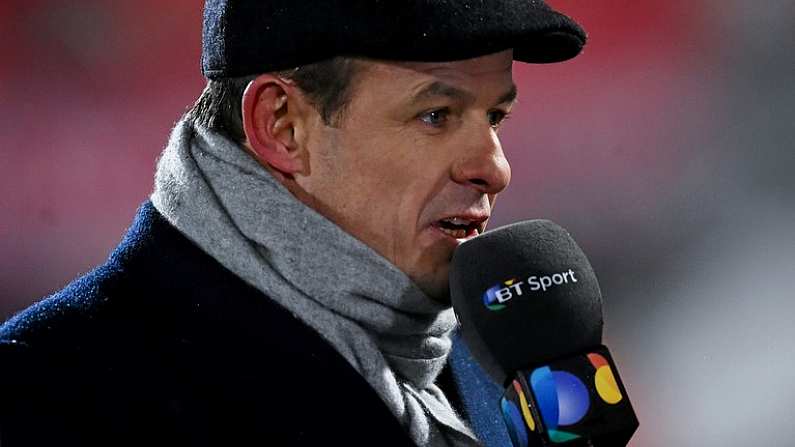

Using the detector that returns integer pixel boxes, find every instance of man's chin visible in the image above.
[405,247,454,304]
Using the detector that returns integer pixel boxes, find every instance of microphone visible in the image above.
[450,220,638,446]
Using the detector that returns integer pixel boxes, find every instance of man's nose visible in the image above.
[451,129,512,195]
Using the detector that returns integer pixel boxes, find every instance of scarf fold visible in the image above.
[151,119,480,446]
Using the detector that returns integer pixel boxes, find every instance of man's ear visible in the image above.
[241,74,306,176]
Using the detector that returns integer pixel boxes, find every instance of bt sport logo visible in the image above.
[482,269,578,311]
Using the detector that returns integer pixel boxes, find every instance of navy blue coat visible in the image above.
[0,202,510,446]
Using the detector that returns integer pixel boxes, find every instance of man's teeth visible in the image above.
[439,227,469,238]
[436,217,483,239]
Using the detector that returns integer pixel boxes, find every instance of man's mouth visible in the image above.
[432,216,487,240]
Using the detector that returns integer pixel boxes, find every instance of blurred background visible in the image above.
[1,1,793,445]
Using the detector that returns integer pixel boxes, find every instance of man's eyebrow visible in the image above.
[408,81,518,107]
[409,81,476,105]
[497,84,519,106]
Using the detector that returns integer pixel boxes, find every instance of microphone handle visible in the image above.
[499,345,638,447]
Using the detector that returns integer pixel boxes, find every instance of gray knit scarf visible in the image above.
[150,119,479,446]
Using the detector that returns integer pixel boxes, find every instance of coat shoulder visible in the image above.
[0,201,412,446]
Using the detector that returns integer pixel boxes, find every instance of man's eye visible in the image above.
[419,109,450,127]
[488,110,510,128]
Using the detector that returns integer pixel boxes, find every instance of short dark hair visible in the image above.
[187,57,362,143]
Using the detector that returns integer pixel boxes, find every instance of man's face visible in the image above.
[297,50,516,301]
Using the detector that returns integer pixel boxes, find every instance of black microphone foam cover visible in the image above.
[450,220,603,386]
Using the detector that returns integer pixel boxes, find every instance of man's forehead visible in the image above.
[407,81,518,107]
[355,50,514,79]
[352,50,515,99]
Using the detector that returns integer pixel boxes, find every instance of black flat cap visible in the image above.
[202,1,587,79]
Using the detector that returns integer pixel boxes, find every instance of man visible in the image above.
[0,1,586,446]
